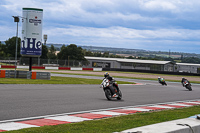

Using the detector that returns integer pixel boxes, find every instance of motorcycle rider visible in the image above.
[181,77,190,87]
[158,77,165,83]
[102,72,118,98]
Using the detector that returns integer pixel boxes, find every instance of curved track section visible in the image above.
[0,80,199,121]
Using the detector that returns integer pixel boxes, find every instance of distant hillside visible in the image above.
[45,43,200,59]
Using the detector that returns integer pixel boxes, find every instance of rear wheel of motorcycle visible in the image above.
[105,89,112,100]
[117,90,122,100]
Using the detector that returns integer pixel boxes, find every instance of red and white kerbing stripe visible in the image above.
[0,100,200,132]
[0,65,102,71]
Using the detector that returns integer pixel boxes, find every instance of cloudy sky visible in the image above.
[0,0,200,53]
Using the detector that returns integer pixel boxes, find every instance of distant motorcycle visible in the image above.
[158,77,167,86]
[101,78,122,100]
[183,80,192,91]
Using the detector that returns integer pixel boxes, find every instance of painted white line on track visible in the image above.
[0,122,39,131]
[185,101,200,104]
[45,115,91,122]
[168,103,192,107]
[149,105,175,109]
[123,108,151,111]
[91,111,126,116]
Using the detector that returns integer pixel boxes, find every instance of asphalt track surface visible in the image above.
[0,74,200,122]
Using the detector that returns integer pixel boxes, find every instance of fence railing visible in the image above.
[0,57,90,68]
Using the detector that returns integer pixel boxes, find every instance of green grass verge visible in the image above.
[7,105,200,133]
[0,76,135,84]
[1,68,199,83]
[52,72,200,84]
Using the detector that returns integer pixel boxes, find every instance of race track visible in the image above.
[0,77,200,122]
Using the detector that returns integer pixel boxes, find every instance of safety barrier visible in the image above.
[0,70,6,78]
[0,70,50,80]
[0,65,103,71]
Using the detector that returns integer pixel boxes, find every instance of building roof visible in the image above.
[85,56,118,61]
[85,56,173,65]
[176,63,200,66]
[117,59,172,64]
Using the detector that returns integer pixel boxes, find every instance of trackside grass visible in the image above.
[0,76,135,84]
[52,72,200,84]
[6,105,200,133]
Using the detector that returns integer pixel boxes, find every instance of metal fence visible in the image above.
[0,57,90,67]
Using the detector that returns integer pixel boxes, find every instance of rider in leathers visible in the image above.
[181,77,190,87]
[103,72,118,97]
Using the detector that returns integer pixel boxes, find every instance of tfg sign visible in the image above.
[21,8,43,57]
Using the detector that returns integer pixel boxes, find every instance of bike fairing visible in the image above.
[181,77,192,91]
[101,77,122,100]
[181,78,190,87]
[102,72,118,97]
[101,76,117,97]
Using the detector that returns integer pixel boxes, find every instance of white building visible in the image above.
[85,56,175,72]
[85,56,200,74]
[176,63,200,73]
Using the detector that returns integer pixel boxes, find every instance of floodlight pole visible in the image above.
[12,16,19,78]
[44,34,47,45]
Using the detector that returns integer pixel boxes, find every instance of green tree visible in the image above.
[93,52,102,57]
[47,45,57,59]
[57,45,69,60]
[40,44,48,59]
[4,37,21,57]
[57,44,86,61]
[83,49,94,56]
[0,42,6,58]
[181,57,200,64]
[102,51,109,57]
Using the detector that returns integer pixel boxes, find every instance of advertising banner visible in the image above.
[21,8,43,57]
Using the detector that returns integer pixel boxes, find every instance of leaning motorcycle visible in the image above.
[158,78,167,86]
[159,80,167,86]
[101,79,122,100]
[183,80,192,91]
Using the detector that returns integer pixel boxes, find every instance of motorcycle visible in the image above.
[101,78,122,100]
[183,80,192,91]
[158,78,167,86]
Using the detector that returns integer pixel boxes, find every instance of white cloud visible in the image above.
[142,0,177,11]
[1,0,200,53]
[44,25,200,42]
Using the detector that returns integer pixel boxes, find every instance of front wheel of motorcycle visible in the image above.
[105,89,112,100]
[117,90,122,100]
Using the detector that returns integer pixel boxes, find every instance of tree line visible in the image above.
[0,37,87,61]
[0,37,124,61]
[1,36,200,64]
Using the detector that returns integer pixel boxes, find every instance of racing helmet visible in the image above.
[104,72,109,78]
